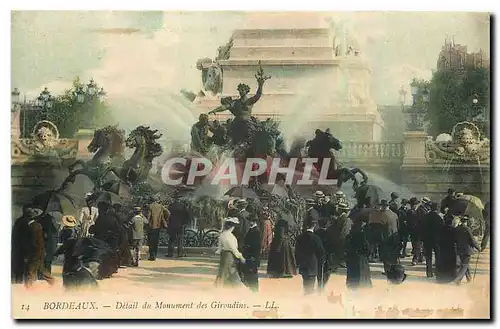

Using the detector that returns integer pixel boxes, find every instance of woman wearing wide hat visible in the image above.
[215,217,246,287]
[266,210,297,278]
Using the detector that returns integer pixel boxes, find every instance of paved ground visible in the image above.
[12,244,490,319]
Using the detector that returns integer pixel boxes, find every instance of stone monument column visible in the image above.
[402,131,427,165]
[11,103,21,141]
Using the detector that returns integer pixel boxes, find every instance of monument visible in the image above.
[193,13,383,142]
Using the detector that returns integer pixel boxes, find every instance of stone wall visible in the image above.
[401,164,490,201]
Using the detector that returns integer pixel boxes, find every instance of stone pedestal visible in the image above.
[194,14,384,142]
[402,131,427,165]
[401,164,490,201]
[74,129,94,159]
[11,104,21,140]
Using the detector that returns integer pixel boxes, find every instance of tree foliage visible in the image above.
[20,77,113,138]
[426,67,490,136]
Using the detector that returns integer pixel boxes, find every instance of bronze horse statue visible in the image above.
[101,125,163,186]
[304,129,368,189]
[60,125,125,190]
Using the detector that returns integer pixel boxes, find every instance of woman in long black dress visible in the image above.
[345,220,372,289]
[435,214,457,283]
[266,212,297,278]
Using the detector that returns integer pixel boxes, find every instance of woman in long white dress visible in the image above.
[215,217,246,287]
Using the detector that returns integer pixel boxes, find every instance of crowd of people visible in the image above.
[11,186,489,295]
[11,191,191,290]
[215,188,490,295]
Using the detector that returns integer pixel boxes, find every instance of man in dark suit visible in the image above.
[242,216,261,292]
[397,199,409,257]
[294,218,325,295]
[388,192,400,214]
[421,202,443,277]
[304,198,320,232]
[314,218,334,290]
[233,199,250,248]
[167,197,191,258]
[327,202,351,270]
[440,188,456,214]
[453,215,480,285]
[37,212,59,276]
[407,197,423,265]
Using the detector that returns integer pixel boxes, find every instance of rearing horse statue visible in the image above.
[101,126,163,186]
[305,129,368,190]
[60,125,125,190]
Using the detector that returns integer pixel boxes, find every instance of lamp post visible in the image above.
[11,88,20,105]
[404,84,429,132]
[399,85,407,108]
[74,78,107,128]
[469,93,488,137]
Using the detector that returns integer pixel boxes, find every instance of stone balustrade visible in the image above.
[337,141,405,161]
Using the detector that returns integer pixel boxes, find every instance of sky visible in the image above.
[11,11,490,138]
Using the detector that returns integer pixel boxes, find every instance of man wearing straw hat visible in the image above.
[130,206,148,267]
[60,215,78,243]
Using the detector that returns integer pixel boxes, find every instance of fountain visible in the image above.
[191,13,384,142]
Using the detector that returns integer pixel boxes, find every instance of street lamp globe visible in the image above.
[422,87,430,103]
[97,87,107,102]
[46,95,55,109]
[410,85,419,96]
[87,79,97,96]
[36,95,44,107]
[75,86,85,103]
[41,87,50,101]
[11,88,20,104]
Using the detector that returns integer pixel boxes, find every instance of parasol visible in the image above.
[449,195,484,219]
[224,186,259,199]
[101,180,131,199]
[32,190,76,216]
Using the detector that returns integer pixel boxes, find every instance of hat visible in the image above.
[390,192,400,199]
[224,217,240,224]
[62,215,77,227]
[386,264,407,284]
[314,191,325,198]
[133,206,142,212]
[85,192,94,199]
[456,192,464,197]
[305,198,316,205]
[422,197,431,204]
[379,199,389,207]
[462,215,470,221]
[235,199,248,207]
[25,207,43,218]
[409,197,419,205]
[335,191,345,196]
